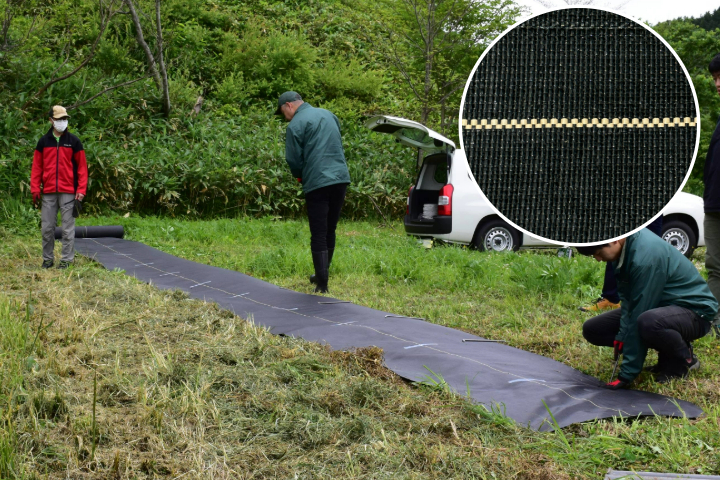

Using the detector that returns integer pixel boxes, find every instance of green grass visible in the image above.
[2,216,720,478]
[0,294,38,479]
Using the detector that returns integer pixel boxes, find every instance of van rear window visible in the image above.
[433,161,448,184]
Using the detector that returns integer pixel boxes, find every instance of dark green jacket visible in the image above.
[615,229,718,381]
[285,103,351,193]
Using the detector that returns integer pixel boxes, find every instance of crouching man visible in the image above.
[31,106,88,269]
[576,229,717,388]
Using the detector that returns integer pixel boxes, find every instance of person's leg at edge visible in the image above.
[637,306,711,381]
[59,193,76,266]
[704,213,720,331]
[41,193,60,267]
[306,186,330,292]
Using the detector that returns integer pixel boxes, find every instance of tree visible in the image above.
[374,0,520,136]
[123,0,170,116]
[20,0,125,111]
[683,7,720,31]
[124,0,162,90]
[154,0,170,116]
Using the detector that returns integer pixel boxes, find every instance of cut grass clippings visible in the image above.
[1,216,720,478]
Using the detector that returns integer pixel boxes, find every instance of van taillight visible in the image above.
[437,184,453,216]
[407,185,414,215]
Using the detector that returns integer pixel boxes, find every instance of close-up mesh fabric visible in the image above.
[461,8,698,244]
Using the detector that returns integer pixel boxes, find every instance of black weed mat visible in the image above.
[76,237,703,431]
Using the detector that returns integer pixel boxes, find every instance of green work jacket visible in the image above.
[614,229,718,381]
[285,103,351,194]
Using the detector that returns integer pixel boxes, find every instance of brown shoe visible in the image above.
[579,297,620,312]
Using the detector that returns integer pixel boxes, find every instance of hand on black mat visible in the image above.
[604,378,630,390]
[613,340,624,359]
[32,192,40,209]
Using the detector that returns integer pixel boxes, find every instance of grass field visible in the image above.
[1,215,719,479]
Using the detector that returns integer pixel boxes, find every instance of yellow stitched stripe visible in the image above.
[461,117,698,129]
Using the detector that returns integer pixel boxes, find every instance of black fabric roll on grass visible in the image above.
[75,236,703,431]
[54,225,125,239]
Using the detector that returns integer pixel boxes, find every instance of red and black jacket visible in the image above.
[31,128,88,196]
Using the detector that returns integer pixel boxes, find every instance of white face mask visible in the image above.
[53,119,68,132]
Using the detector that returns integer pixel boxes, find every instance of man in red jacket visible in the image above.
[30,106,88,269]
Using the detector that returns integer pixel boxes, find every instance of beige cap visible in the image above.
[49,105,69,119]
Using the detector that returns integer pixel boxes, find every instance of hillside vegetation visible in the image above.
[2,0,719,213]
[0,0,518,218]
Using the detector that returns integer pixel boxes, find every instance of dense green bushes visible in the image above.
[4,0,718,219]
[1,105,416,218]
[1,0,480,218]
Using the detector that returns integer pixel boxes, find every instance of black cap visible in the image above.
[275,91,302,115]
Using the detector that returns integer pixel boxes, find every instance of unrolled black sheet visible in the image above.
[74,237,703,430]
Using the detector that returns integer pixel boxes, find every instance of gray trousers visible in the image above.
[42,193,76,262]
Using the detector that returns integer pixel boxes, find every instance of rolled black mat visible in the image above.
[54,225,125,240]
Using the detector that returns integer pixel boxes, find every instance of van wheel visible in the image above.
[474,220,521,252]
[662,220,697,258]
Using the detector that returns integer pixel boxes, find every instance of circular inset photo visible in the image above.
[460,7,699,245]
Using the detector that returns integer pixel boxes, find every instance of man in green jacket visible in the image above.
[276,91,351,293]
[576,229,717,388]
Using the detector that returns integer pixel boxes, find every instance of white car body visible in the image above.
[366,115,705,256]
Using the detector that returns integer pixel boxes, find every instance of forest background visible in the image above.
[1,0,720,222]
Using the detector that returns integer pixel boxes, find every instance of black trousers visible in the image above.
[583,306,710,361]
[305,183,348,252]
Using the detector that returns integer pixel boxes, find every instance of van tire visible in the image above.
[661,220,697,258]
[473,220,521,252]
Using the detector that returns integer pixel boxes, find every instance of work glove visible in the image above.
[72,199,83,218]
[613,340,624,360]
[32,192,40,208]
[604,378,630,390]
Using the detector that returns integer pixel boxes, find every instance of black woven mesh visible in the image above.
[461,8,698,244]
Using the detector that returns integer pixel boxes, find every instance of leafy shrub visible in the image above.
[1,106,413,219]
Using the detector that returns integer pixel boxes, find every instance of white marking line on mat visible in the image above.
[189,281,211,288]
[509,379,546,384]
[230,292,250,298]
[134,262,154,267]
[158,271,180,277]
[404,343,438,349]
[83,238,637,417]
[332,321,356,326]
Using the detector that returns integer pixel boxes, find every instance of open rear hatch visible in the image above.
[365,115,455,236]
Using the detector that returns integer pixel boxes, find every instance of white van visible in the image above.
[366,115,705,258]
